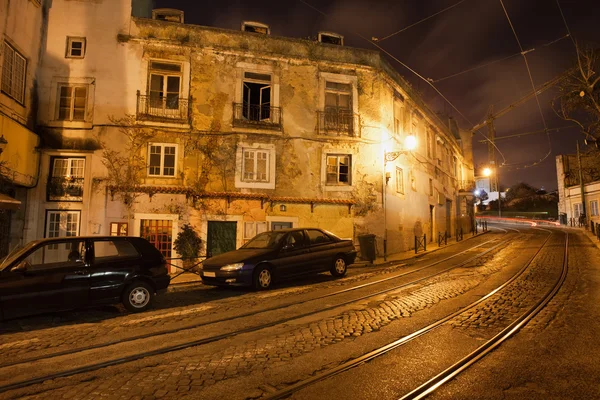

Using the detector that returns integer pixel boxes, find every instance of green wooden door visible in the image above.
[207,221,237,257]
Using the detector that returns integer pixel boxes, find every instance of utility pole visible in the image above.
[577,141,587,225]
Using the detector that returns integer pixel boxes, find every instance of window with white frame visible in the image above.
[46,210,81,249]
[574,203,583,219]
[590,200,599,216]
[66,37,86,58]
[242,148,269,182]
[148,61,182,111]
[148,144,176,177]
[48,157,85,201]
[243,221,268,242]
[326,154,351,185]
[1,41,26,104]
[235,143,276,189]
[396,167,404,194]
[57,84,87,121]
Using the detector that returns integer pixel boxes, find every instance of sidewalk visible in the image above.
[352,230,486,268]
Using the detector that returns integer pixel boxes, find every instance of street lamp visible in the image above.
[383,134,417,261]
[483,166,501,218]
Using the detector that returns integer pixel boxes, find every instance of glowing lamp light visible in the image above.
[404,135,417,151]
[474,189,481,196]
[483,167,492,177]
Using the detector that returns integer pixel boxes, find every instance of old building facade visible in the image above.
[20,1,474,264]
[0,0,44,256]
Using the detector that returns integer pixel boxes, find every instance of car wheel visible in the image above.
[253,266,272,290]
[331,256,347,277]
[122,281,154,312]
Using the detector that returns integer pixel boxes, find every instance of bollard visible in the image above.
[444,231,448,245]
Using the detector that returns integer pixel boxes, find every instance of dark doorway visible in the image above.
[429,205,434,242]
[207,221,237,257]
[446,200,452,236]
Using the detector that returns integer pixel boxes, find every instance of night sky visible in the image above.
[154,0,600,191]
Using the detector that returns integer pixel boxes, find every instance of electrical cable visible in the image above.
[298,0,508,166]
[433,33,569,83]
[555,0,578,49]
[476,125,573,143]
[373,0,469,43]
[498,0,552,169]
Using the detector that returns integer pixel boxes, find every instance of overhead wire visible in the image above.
[498,0,553,170]
[476,125,573,143]
[297,0,508,166]
[433,33,570,83]
[373,0,469,43]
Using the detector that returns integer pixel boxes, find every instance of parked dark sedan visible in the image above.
[0,236,170,320]
[201,228,357,289]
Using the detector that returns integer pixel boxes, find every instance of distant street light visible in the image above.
[483,166,501,218]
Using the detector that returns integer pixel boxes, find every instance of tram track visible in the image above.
[0,234,515,394]
[263,228,564,400]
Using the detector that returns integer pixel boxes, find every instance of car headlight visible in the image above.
[220,263,244,271]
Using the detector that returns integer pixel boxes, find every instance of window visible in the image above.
[57,85,87,121]
[326,155,351,185]
[46,211,81,249]
[235,143,276,189]
[409,170,416,191]
[148,61,182,112]
[243,221,268,242]
[48,157,85,201]
[325,81,352,113]
[429,178,434,196]
[306,229,332,245]
[318,32,343,45]
[21,240,86,271]
[243,148,269,182]
[94,240,139,260]
[574,203,583,219]
[242,21,270,35]
[152,8,184,23]
[242,72,272,121]
[396,167,404,194]
[66,37,86,58]
[1,41,26,104]
[590,200,599,216]
[110,222,128,236]
[140,219,173,258]
[148,144,176,177]
[427,129,433,159]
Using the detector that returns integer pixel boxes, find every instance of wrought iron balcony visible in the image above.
[317,109,360,137]
[47,177,84,201]
[232,103,282,130]
[136,91,189,123]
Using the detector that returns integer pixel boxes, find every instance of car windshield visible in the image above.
[242,231,287,249]
[0,242,36,271]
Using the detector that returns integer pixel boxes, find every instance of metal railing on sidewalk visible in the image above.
[164,256,206,282]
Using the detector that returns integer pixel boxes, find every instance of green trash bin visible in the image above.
[358,234,376,263]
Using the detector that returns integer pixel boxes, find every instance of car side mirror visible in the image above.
[12,260,30,274]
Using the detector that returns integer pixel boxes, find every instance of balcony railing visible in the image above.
[458,180,476,192]
[47,177,84,201]
[232,103,282,130]
[317,109,360,137]
[136,91,189,123]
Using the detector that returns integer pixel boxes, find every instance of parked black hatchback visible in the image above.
[201,228,357,290]
[0,236,170,320]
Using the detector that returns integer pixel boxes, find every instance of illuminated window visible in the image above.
[1,41,26,104]
[574,203,583,219]
[48,157,85,201]
[326,154,351,185]
[148,143,177,177]
[110,222,129,236]
[140,219,173,258]
[66,37,86,58]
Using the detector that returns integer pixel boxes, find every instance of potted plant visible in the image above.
[173,224,202,272]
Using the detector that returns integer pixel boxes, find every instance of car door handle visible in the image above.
[72,271,87,275]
